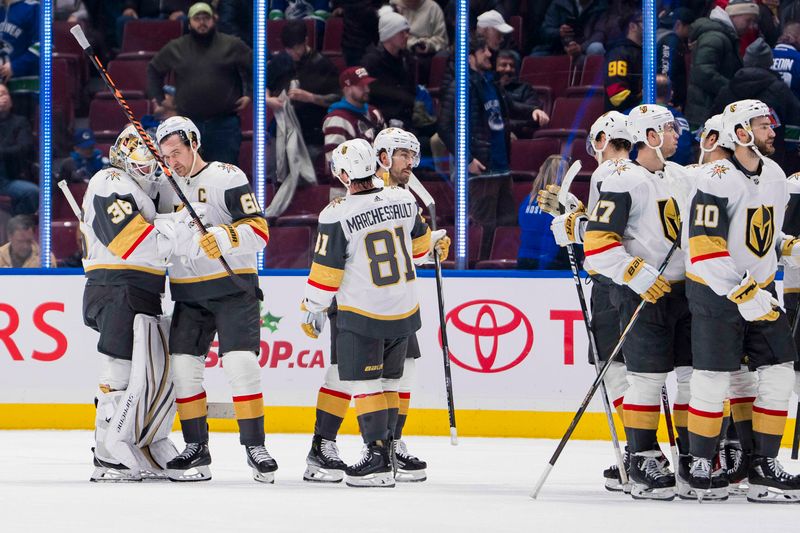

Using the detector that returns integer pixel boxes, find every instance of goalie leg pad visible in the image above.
[92,390,141,482]
[753,362,794,458]
[223,350,265,446]
[98,355,132,391]
[623,372,666,452]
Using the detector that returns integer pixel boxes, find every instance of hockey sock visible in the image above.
[224,351,265,447]
[729,365,757,451]
[718,401,731,447]
[173,353,208,444]
[688,370,727,459]
[622,373,665,452]
[396,392,411,439]
[674,366,691,453]
[752,362,794,458]
[385,391,399,438]
[353,383,389,443]
[314,387,351,440]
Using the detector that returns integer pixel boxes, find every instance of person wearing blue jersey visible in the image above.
[0,0,39,118]
[772,22,800,100]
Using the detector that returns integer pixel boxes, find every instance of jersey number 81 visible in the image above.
[365,227,416,287]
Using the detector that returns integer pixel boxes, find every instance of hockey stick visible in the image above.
[407,173,458,445]
[70,25,259,300]
[532,238,680,499]
[555,161,628,486]
[659,385,680,477]
[57,180,83,221]
[791,305,800,460]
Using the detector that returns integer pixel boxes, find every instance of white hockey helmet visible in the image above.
[698,114,734,163]
[374,127,421,169]
[586,111,633,158]
[331,138,376,187]
[627,104,681,146]
[109,125,160,184]
[721,99,773,148]
[155,115,201,151]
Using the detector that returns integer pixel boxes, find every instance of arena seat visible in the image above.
[51,221,80,262]
[274,185,331,227]
[322,16,343,57]
[118,19,183,58]
[238,140,253,177]
[437,225,483,269]
[267,19,316,55]
[89,98,149,137]
[264,226,312,268]
[533,96,604,140]
[95,59,149,99]
[427,55,449,97]
[510,138,561,181]
[475,227,520,269]
[53,182,88,221]
[520,55,573,97]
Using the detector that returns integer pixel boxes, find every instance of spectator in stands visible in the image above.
[533,0,610,57]
[476,9,513,53]
[655,75,692,165]
[657,8,695,111]
[771,22,800,100]
[0,215,56,268]
[711,37,800,166]
[267,20,340,164]
[57,128,109,183]
[684,1,752,129]
[604,10,643,112]
[517,155,570,270]
[270,0,330,22]
[392,0,449,55]
[332,0,383,66]
[0,0,39,119]
[0,83,36,216]
[495,49,550,138]
[439,35,515,258]
[361,10,417,130]
[148,2,252,165]
[55,0,89,22]
[322,66,385,185]
[117,1,190,47]
[218,0,254,48]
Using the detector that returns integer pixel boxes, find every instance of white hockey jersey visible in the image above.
[304,185,431,338]
[584,158,630,275]
[81,167,174,294]
[162,162,269,301]
[584,161,686,283]
[782,172,800,294]
[688,157,789,296]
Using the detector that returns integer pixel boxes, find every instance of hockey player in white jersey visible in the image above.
[783,171,800,428]
[303,129,444,484]
[82,125,189,481]
[583,105,693,501]
[154,116,277,483]
[300,138,445,487]
[538,111,634,492]
[686,99,800,503]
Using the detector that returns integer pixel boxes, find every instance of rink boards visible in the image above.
[0,271,796,444]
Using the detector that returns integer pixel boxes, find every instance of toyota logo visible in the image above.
[442,300,533,373]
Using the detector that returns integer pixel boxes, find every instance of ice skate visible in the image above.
[345,440,395,488]
[722,440,749,496]
[747,456,800,504]
[303,435,346,483]
[603,447,630,493]
[246,444,278,484]
[90,449,141,482]
[687,457,729,502]
[628,450,675,501]
[394,439,427,482]
[166,442,212,482]
[676,454,695,500]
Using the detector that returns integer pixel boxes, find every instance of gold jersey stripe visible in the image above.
[355,393,387,416]
[337,303,420,321]
[687,272,774,289]
[308,262,345,289]
[384,391,400,410]
[177,397,207,421]
[688,410,723,438]
[731,401,753,422]
[233,217,270,242]
[316,389,350,418]
[688,235,728,259]
[233,397,264,420]
[85,263,166,275]
[107,214,152,258]
[412,227,432,258]
[399,396,411,416]
[169,268,258,284]
[583,230,621,254]
[753,410,787,436]
[623,408,660,431]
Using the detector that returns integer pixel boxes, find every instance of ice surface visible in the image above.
[1,431,797,532]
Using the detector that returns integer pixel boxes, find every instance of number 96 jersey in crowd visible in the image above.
[304,185,431,338]
[81,167,175,294]
[163,162,270,301]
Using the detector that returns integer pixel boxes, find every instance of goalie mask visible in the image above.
[331,139,376,187]
[627,104,681,164]
[373,127,421,169]
[109,125,160,185]
[586,111,632,162]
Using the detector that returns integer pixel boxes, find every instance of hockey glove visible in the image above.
[193,224,240,260]
[536,184,584,215]
[431,229,451,262]
[623,257,671,304]
[300,300,327,339]
[781,237,800,267]
[551,212,588,246]
[727,272,779,322]
[153,217,195,257]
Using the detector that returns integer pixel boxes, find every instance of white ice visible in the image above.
[1,431,797,532]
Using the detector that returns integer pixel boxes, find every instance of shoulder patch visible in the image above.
[708,163,730,179]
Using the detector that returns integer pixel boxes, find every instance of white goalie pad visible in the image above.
[103,314,178,472]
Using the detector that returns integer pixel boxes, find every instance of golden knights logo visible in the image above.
[709,164,728,179]
[658,198,681,243]
[745,205,775,257]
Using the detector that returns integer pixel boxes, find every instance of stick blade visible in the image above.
[70,24,91,51]
[450,427,458,446]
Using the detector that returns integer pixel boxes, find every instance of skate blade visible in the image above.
[747,484,800,504]
[139,469,170,482]
[90,466,142,483]
[630,483,675,501]
[692,487,729,502]
[345,471,395,488]
[676,480,696,500]
[303,465,344,483]
[604,478,624,492]
[396,468,427,483]
[252,469,275,484]
[729,481,749,496]
[167,466,212,482]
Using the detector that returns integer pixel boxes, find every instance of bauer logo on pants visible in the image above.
[443,300,533,373]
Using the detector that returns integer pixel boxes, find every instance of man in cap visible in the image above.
[322,66,386,187]
[476,9,513,53]
[58,128,108,183]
